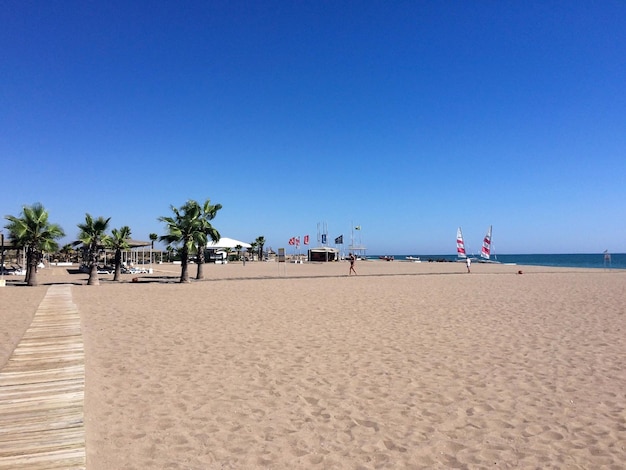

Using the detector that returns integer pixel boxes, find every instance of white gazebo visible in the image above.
[206,237,252,263]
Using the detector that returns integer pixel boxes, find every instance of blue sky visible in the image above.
[2,1,625,254]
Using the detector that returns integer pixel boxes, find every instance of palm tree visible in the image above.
[249,242,258,261]
[255,236,266,261]
[59,243,75,262]
[194,199,222,280]
[149,232,158,264]
[235,244,243,262]
[76,214,111,286]
[149,232,158,249]
[4,203,65,286]
[106,226,131,281]
[158,200,204,283]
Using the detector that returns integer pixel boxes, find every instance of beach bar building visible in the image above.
[308,246,339,262]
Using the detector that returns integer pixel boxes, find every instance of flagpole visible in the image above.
[351,221,354,253]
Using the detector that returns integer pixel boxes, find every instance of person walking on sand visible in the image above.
[465,257,471,273]
[349,253,357,275]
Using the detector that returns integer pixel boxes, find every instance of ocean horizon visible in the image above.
[366,253,626,270]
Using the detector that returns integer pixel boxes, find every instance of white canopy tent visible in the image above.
[206,237,252,249]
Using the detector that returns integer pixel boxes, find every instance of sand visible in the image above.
[1,261,625,468]
[0,285,46,368]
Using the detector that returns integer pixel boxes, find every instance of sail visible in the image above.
[456,227,467,259]
[481,225,492,260]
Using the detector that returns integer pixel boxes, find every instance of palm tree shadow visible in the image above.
[134,277,180,284]
[42,281,86,286]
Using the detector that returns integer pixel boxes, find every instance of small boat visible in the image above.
[456,227,468,261]
[379,255,394,261]
[406,256,421,262]
[477,225,501,263]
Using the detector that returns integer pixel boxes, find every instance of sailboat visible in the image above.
[456,227,468,260]
[477,225,500,263]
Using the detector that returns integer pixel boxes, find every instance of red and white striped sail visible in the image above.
[480,225,492,260]
[456,227,467,259]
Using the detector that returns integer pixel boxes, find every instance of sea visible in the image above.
[368,253,626,270]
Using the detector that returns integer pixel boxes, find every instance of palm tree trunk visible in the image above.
[26,246,38,287]
[88,264,100,285]
[180,245,190,283]
[88,251,100,286]
[195,244,205,280]
[113,249,122,281]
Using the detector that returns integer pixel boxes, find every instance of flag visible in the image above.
[355,226,361,230]
[304,235,310,245]
[288,237,295,245]
[335,235,343,244]
[321,234,327,244]
[295,237,300,247]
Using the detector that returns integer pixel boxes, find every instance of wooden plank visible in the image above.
[0,392,85,412]
[14,336,83,347]
[0,379,84,397]
[12,342,84,353]
[0,408,84,434]
[7,354,85,365]
[0,427,84,454]
[18,330,83,340]
[0,364,84,376]
[0,284,85,469]
[0,449,85,470]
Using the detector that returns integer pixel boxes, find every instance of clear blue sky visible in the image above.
[2,1,625,254]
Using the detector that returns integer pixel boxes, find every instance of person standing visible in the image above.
[349,253,357,275]
[465,257,471,273]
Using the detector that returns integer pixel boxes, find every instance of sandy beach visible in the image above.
[1,260,625,468]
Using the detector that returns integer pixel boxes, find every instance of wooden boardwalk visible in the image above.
[0,284,86,469]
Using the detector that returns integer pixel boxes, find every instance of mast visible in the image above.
[348,222,365,258]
